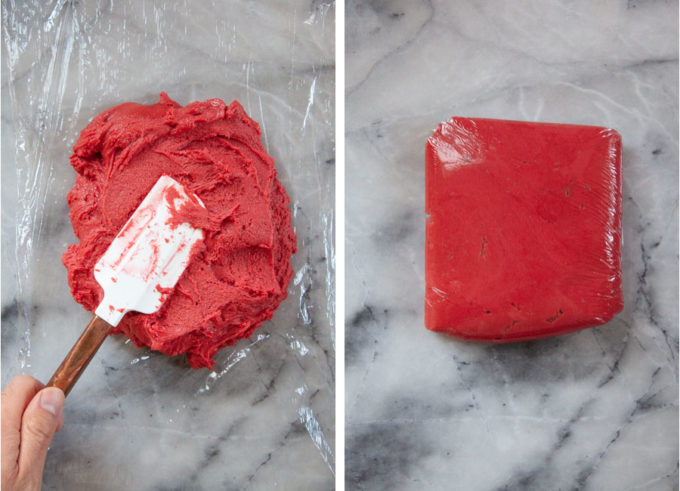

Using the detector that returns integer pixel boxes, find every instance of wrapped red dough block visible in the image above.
[425,117,623,341]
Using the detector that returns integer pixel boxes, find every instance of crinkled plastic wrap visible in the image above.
[425,117,623,341]
[1,1,334,488]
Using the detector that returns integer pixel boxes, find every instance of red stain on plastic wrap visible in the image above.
[63,93,297,368]
[425,117,623,342]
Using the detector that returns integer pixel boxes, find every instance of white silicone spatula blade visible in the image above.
[94,175,204,326]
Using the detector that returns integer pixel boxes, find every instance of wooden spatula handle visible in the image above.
[47,316,113,397]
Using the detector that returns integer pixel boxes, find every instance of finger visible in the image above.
[17,387,64,481]
[56,411,64,433]
[1,375,43,479]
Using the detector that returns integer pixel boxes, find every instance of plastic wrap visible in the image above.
[425,117,623,341]
[1,1,334,488]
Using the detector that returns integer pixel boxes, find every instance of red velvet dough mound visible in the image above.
[64,93,296,368]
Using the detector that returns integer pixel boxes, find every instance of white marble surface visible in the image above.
[346,1,678,490]
[2,1,334,490]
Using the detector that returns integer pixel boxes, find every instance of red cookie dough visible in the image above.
[425,117,623,342]
[64,93,296,368]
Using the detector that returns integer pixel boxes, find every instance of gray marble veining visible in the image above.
[2,1,334,490]
[346,1,678,490]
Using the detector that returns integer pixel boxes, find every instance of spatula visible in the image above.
[48,175,205,396]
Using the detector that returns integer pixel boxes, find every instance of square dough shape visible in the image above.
[425,118,623,341]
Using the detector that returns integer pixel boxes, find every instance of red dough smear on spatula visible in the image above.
[425,117,623,341]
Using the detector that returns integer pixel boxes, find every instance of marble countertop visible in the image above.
[2,1,334,490]
[346,1,678,490]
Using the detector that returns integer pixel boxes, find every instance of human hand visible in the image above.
[1,375,64,491]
